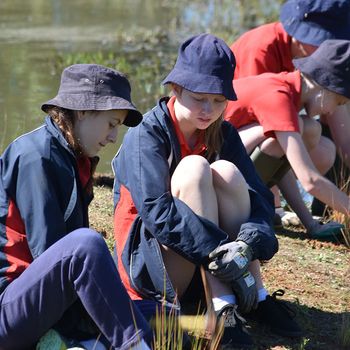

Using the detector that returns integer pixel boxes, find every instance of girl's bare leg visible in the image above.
[210,160,264,290]
[164,155,229,298]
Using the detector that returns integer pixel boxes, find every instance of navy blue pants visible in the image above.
[0,229,152,350]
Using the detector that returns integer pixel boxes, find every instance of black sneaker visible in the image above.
[246,289,303,338]
[216,304,253,349]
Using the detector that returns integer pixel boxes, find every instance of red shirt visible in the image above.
[231,22,294,79]
[77,156,91,188]
[225,71,302,138]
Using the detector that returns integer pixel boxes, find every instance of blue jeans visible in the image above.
[0,228,152,350]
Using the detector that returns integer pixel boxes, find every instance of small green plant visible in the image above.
[297,337,310,350]
[151,304,209,350]
[150,268,223,349]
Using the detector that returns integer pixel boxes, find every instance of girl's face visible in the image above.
[305,89,349,117]
[74,109,127,157]
[173,85,227,134]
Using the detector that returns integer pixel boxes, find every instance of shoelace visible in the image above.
[270,289,296,319]
[221,305,247,328]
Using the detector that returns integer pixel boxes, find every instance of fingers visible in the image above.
[209,269,234,282]
[208,246,228,259]
[208,257,229,271]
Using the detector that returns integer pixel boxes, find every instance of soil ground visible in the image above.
[89,179,350,350]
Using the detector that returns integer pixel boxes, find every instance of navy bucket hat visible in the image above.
[293,39,350,99]
[162,33,237,100]
[41,64,142,127]
[280,0,350,46]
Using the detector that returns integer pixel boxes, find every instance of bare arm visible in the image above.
[278,170,315,230]
[275,130,350,214]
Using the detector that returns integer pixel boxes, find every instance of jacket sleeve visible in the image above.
[220,123,278,260]
[3,142,70,259]
[113,118,228,265]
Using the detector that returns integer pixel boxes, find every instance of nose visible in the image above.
[107,127,118,144]
[203,100,213,114]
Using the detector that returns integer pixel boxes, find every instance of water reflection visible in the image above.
[0,0,280,172]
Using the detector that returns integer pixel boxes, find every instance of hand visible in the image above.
[208,241,252,283]
[231,271,258,314]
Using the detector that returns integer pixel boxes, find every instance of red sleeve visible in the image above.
[253,89,300,138]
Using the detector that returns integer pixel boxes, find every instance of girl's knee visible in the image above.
[210,160,247,189]
[68,228,107,255]
[318,136,336,173]
[171,155,212,191]
[301,118,322,150]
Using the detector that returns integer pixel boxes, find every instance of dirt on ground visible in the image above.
[89,181,350,350]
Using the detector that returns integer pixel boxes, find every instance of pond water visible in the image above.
[0,0,281,172]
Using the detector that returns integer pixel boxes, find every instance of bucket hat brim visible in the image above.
[41,95,142,127]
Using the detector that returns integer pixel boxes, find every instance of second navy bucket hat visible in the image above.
[280,0,350,46]
[293,39,350,99]
[42,64,142,127]
[162,33,237,101]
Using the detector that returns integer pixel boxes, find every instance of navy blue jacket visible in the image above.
[0,117,95,294]
[113,98,277,305]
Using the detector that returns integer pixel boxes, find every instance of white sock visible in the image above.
[130,338,151,350]
[275,207,285,217]
[212,294,237,312]
[258,288,269,302]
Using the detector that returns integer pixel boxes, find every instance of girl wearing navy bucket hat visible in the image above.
[230,0,350,229]
[112,33,281,348]
[225,40,350,239]
[0,64,152,350]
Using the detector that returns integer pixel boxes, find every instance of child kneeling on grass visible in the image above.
[230,0,350,227]
[0,64,152,350]
[225,39,350,240]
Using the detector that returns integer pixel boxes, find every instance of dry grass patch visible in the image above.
[90,177,350,349]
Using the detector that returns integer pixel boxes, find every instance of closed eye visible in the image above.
[110,118,123,128]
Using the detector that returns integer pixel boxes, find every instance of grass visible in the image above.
[89,176,350,350]
[319,164,350,246]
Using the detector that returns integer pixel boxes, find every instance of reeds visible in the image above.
[326,164,350,247]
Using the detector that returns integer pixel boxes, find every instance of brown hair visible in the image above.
[204,116,223,161]
[45,106,83,155]
[46,106,98,195]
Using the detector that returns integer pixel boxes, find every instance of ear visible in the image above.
[291,38,307,58]
[76,111,86,121]
[172,83,183,98]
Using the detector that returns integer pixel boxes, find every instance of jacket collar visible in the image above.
[151,97,183,171]
[45,115,75,156]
